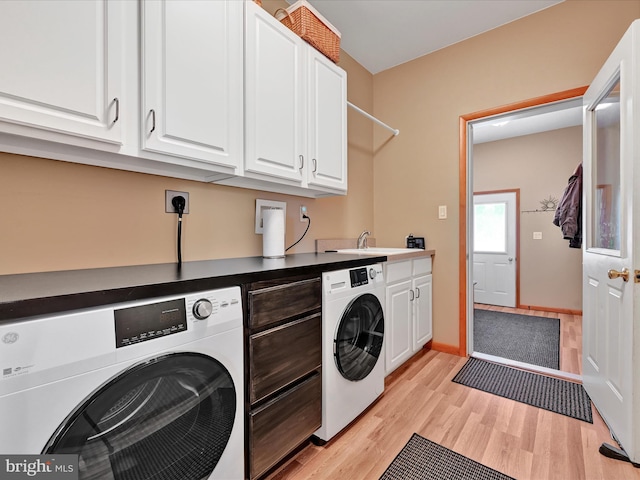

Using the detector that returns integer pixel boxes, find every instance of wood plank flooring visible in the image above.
[266,349,640,480]
[474,304,583,375]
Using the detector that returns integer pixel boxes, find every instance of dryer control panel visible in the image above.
[115,298,187,348]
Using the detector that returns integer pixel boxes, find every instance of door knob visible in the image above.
[608,268,629,282]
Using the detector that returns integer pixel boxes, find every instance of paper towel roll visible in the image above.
[263,208,285,258]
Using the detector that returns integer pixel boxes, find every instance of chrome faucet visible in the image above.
[357,230,371,249]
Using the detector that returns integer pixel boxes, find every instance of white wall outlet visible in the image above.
[533,231,543,240]
[438,205,447,219]
[255,199,287,234]
[165,190,189,214]
[300,205,308,222]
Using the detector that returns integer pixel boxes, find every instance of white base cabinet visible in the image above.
[385,256,433,376]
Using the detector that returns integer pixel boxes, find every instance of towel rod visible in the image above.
[347,101,399,136]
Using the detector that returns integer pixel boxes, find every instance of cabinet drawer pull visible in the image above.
[409,289,415,301]
[112,97,120,125]
[149,109,156,134]
[416,287,420,298]
[299,155,304,171]
[312,158,317,173]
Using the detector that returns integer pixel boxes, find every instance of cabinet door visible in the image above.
[141,0,243,169]
[413,274,433,351]
[307,48,347,192]
[0,0,123,145]
[244,1,305,183]
[385,280,413,375]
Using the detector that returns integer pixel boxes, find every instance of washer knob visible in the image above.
[193,299,213,320]
[369,268,377,280]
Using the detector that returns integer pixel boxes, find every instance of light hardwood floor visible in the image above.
[473,304,583,375]
[266,348,640,480]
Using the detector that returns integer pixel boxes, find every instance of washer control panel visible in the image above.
[349,267,369,287]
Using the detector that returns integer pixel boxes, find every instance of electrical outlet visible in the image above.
[300,205,308,222]
[165,190,189,214]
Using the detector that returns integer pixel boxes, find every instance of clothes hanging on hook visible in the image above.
[553,163,582,248]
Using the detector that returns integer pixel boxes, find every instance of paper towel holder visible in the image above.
[255,199,287,234]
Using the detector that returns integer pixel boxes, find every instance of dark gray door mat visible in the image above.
[379,433,515,480]
[453,357,592,423]
[474,309,560,370]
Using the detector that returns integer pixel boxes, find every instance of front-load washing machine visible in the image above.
[315,263,385,443]
[0,286,244,480]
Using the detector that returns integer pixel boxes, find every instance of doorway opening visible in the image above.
[459,87,587,378]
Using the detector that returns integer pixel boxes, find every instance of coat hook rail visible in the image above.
[347,101,399,136]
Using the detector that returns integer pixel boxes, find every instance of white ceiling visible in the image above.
[304,0,564,74]
[297,0,580,143]
[472,98,583,144]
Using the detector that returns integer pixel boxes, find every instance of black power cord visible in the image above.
[172,196,186,266]
[286,214,310,252]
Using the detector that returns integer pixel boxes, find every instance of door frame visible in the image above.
[458,86,588,356]
[472,189,521,309]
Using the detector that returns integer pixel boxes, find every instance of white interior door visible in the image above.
[582,19,640,463]
[473,191,517,307]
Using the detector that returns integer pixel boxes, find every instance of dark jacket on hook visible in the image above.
[553,163,582,248]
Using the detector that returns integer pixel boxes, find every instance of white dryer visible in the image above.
[315,264,385,443]
[0,286,244,480]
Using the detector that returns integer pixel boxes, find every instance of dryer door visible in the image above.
[44,352,236,480]
[334,293,384,381]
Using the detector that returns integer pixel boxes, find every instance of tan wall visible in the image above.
[0,0,374,275]
[373,0,640,348]
[473,127,583,312]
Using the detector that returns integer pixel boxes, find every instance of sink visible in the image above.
[335,248,419,255]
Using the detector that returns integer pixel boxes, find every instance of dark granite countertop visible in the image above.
[0,253,386,323]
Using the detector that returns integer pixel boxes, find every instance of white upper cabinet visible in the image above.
[141,0,243,171]
[0,0,124,147]
[241,1,347,196]
[307,48,347,191]
[244,2,306,183]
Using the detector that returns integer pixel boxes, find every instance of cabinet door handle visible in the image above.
[416,287,420,298]
[112,98,120,125]
[312,158,317,173]
[299,155,304,171]
[149,109,156,134]
[409,289,415,301]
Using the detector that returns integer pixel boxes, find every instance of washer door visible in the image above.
[44,352,236,480]
[334,293,384,381]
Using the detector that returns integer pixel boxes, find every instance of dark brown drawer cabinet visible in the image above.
[244,274,323,480]
[249,373,321,479]
[250,313,321,404]
[248,277,321,329]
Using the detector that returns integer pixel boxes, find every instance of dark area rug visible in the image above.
[379,433,515,480]
[474,309,560,369]
[452,357,592,423]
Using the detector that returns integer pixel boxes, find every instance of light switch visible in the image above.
[438,205,447,219]
[533,231,543,240]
